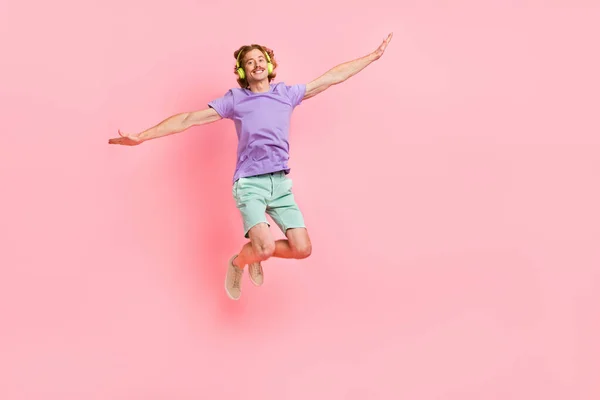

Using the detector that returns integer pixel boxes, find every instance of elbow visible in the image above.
[329,73,344,86]
[329,67,348,84]
[181,112,195,129]
[184,109,221,128]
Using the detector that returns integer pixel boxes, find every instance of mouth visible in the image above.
[252,68,265,74]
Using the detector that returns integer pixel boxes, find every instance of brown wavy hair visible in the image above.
[233,44,278,88]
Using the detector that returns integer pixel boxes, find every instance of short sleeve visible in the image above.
[208,90,234,119]
[286,84,306,108]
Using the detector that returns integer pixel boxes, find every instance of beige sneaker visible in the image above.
[225,255,244,300]
[248,262,264,286]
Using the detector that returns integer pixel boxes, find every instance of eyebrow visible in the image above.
[245,55,265,64]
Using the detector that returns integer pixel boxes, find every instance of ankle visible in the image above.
[232,256,245,269]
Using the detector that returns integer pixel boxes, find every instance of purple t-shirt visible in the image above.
[208,82,306,183]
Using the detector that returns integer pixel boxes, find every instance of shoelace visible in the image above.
[232,268,242,289]
[250,263,261,276]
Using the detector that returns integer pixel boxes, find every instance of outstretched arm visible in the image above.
[108,107,222,146]
[303,33,393,100]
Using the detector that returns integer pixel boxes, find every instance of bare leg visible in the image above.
[273,228,312,259]
[233,223,275,268]
[233,226,312,268]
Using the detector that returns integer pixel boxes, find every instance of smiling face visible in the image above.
[233,44,278,88]
[242,48,269,84]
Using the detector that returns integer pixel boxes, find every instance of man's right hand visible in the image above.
[108,130,144,146]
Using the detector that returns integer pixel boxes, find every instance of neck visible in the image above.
[247,78,271,93]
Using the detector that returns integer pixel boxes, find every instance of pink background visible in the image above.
[1,0,599,399]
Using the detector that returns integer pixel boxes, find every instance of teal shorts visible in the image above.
[232,171,306,238]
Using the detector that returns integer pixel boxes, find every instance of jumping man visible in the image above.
[109,33,393,300]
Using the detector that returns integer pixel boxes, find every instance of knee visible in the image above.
[254,242,275,261]
[293,243,312,259]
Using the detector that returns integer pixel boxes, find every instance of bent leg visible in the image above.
[272,228,312,259]
[233,222,275,268]
[266,174,310,260]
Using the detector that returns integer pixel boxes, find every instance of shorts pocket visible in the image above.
[232,180,239,199]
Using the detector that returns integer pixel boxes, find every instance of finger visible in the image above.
[111,137,129,145]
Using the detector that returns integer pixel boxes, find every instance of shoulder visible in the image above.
[272,81,304,90]
[218,87,248,96]
[270,82,288,93]
[211,87,248,104]
[224,87,247,96]
[272,82,306,96]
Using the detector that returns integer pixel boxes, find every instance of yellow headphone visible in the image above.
[236,47,273,80]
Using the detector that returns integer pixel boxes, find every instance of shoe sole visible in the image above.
[249,274,263,287]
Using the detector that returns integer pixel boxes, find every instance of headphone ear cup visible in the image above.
[267,62,273,74]
[237,67,245,80]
